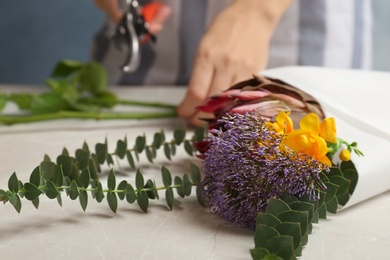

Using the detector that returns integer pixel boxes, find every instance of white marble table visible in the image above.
[0,67,389,260]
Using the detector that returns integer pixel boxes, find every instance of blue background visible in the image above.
[0,0,389,84]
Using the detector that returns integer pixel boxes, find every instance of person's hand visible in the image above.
[177,0,292,126]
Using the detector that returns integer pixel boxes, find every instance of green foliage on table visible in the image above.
[250,161,358,260]
[0,126,207,213]
[0,60,177,125]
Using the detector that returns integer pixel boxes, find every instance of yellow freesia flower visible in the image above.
[299,113,337,143]
[320,117,337,143]
[283,129,332,166]
[266,111,294,134]
[339,149,351,161]
[282,113,338,166]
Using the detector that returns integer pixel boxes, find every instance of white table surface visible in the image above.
[1,68,390,260]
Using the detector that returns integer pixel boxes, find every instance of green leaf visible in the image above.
[265,198,291,216]
[137,191,149,213]
[145,146,153,163]
[79,168,90,188]
[116,139,127,159]
[135,169,144,190]
[165,187,174,210]
[69,180,79,200]
[163,143,171,160]
[323,182,339,203]
[325,196,338,214]
[0,92,7,111]
[45,180,59,199]
[51,59,84,77]
[170,143,176,156]
[9,93,34,110]
[32,197,40,209]
[40,161,56,181]
[7,192,22,213]
[173,128,186,145]
[317,204,327,219]
[107,192,118,213]
[256,213,282,228]
[190,163,201,185]
[126,151,136,169]
[278,210,308,237]
[8,172,19,193]
[96,182,105,203]
[274,222,302,250]
[161,166,172,187]
[182,174,192,196]
[343,169,359,194]
[75,149,90,170]
[107,169,116,191]
[29,166,41,187]
[79,190,88,212]
[56,154,73,178]
[289,201,315,224]
[266,236,295,260]
[78,62,107,93]
[184,140,193,156]
[52,165,64,186]
[95,142,108,164]
[94,90,118,108]
[126,184,137,204]
[23,183,42,201]
[31,92,70,114]
[174,176,184,198]
[254,224,280,248]
[329,175,351,197]
[250,248,277,260]
[117,180,128,200]
[144,179,157,199]
[194,126,206,142]
[88,158,98,180]
[153,132,163,149]
[135,135,146,153]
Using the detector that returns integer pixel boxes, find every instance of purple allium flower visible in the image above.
[199,111,328,229]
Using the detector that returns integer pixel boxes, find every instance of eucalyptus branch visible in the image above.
[0,126,207,213]
[0,163,202,214]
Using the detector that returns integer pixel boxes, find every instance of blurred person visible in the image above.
[92,0,372,125]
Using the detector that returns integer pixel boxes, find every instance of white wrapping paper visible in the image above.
[263,66,390,208]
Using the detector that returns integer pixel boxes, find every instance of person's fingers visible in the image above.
[186,66,235,126]
[177,50,214,119]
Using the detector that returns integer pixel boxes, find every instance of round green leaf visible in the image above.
[116,139,127,159]
[173,128,186,145]
[161,166,172,187]
[135,135,146,153]
[24,182,42,201]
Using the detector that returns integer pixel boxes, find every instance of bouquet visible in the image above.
[0,63,380,260]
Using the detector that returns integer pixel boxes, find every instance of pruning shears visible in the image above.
[114,0,159,73]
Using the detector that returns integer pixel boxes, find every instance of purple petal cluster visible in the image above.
[200,111,327,229]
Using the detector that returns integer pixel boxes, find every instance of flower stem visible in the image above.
[0,110,178,125]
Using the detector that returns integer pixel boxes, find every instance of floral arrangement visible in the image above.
[0,61,363,259]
